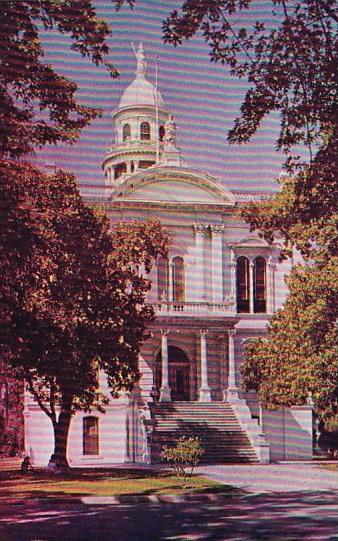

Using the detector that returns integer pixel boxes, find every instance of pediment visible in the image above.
[233,234,270,248]
[113,166,235,206]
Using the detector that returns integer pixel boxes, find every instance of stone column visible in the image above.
[199,330,211,402]
[193,224,207,301]
[226,329,239,402]
[229,248,237,312]
[249,260,255,314]
[210,225,224,303]
[159,330,171,402]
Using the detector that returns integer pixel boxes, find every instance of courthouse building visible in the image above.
[24,44,313,466]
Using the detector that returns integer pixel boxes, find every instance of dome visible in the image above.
[118,42,165,109]
[119,74,165,108]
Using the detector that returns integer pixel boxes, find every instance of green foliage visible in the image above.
[240,135,338,262]
[165,0,338,418]
[0,159,169,465]
[0,0,119,157]
[241,259,338,416]
[161,437,204,486]
[0,427,19,457]
[163,0,337,162]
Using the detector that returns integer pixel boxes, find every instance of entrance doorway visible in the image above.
[156,346,190,401]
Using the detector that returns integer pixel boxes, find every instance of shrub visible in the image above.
[0,427,19,456]
[161,436,204,486]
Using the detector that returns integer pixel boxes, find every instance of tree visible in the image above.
[1,160,169,467]
[0,0,120,158]
[163,0,337,161]
[162,0,338,416]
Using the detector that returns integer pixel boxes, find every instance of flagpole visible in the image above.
[155,55,159,164]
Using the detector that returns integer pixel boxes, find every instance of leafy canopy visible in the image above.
[163,0,337,162]
[0,0,125,157]
[162,0,338,415]
[0,159,168,424]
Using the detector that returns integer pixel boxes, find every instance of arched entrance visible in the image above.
[156,346,190,401]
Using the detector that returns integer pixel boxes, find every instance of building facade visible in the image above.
[24,44,313,466]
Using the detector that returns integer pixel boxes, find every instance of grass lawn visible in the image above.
[319,463,338,472]
[0,468,238,499]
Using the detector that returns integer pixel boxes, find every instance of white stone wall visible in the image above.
[263,406,313,461]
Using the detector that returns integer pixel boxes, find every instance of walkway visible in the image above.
[0,462,337,540]
[197,462,338,493]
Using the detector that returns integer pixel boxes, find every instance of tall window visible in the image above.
[159,125,165,141]
[122,123,131,141]
[172,256,185,303]
[140,121,150,140]
[158,257,169,301]
[236,256,250,313]
[83,416,99,455]
[254,257,267,313]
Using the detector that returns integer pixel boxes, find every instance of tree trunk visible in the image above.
[53,408,73,470]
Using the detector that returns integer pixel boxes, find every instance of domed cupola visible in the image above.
[102,43,172,186]
[118,43,165,109]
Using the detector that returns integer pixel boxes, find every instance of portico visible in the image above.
[152,318,239,403]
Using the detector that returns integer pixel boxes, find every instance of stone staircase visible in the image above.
[150,402,259,464]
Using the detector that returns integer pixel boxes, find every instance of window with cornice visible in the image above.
[253,256,267,313]
[122,123,131,141]
[158,257,169,300]
[236,256,250,313]
[172,256,185,303]
[236,256,267,314]
[140,121,150,140]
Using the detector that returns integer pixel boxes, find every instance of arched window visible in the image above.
[158,257,169,301]
[140,121,150,140]
[172,256,185,303]
[122,123,131,141]
[236,256,250,313]
[159,125,165,141]
[254,257,267,313]
[83,416,99,455]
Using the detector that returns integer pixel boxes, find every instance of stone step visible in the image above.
[150,401,259,465]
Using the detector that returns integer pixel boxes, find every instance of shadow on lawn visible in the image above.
[1,488,338,541]
[0,468,234,502]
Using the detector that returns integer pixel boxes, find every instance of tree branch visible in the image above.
[281,0,314,162]
[217,7,255,64]
[26,375,53,421]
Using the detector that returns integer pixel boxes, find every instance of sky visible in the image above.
[37,0,286,192]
